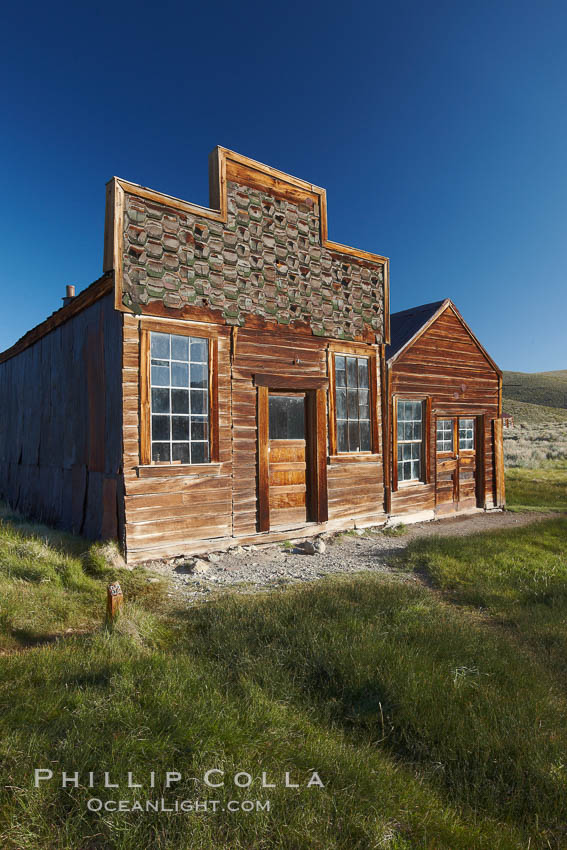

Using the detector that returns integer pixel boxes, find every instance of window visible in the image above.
[334,355,371,452]
[269,395,305,440]
[436,419,453,453]
[149,331,209,464]
[397,400,423,482]
[459,418,475,451]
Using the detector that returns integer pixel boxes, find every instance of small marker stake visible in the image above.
[106,582,123,622]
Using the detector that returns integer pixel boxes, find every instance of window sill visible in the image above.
[397,479,427,488]
[136,463,222,479]
[328,453,380,464]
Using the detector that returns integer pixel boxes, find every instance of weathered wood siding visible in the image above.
[121,315,233,561]
[232,328,323,537]
[122,320,386,562]
[389,307,500,513]
[0,293,123,538]
[327,351,385,528]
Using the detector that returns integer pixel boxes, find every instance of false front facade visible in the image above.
[0,148,391,562]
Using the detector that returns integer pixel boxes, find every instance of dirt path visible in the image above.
[145,510,557,603]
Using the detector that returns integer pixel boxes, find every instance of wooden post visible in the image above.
[257,386,270,532]
[106,582,123,621]
[493,418,505,508]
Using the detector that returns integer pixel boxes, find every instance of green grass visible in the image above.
[505,461,567,512]
[402,518,567,721]
[503,369,567,410]
[382,523,407,537]
[0,504,168,653]
[1,504,567,848]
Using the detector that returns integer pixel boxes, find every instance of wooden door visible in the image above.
[268,393,308,529]
[435,416,478,513]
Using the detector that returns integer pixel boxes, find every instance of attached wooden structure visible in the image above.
[0,151,505,563]
[385,299,505,520]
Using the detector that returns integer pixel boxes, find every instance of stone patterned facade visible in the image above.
[122,180,385,342]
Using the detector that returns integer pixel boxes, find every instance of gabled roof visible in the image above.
[386,300,447,362]
[386,298,501,374]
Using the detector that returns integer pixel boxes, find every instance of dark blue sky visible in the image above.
[1,0,565,371]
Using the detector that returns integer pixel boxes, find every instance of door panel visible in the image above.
[435,416,478,513]
[435,457,458,513]
[457,455,476,508]
[268,395,308,529]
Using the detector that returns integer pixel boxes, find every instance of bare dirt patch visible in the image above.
[143,510,555,602]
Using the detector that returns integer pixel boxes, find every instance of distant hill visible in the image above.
[501,398,567,425]
[502,370,567,411]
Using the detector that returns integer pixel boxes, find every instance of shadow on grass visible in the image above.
[168,571,567,835]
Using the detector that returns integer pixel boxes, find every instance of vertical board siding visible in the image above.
[0,293,123,538]
[390,308,500,514]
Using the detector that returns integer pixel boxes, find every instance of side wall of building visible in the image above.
[0,294,123,538]
[389,307,500,515]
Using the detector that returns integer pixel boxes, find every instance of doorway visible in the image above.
[435,416,479,513]
[256,381,328,532]
[268,392,308,529]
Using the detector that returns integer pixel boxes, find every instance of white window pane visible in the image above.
[171,389,189,413]
[191,363,208,389]
[358,358,369,388]
[172,443,190,464]
[152,415,170,441]
[171,335,189,361]
[151,364,170,387]
[152,442,170,463]
[172,416,190,441]
[190,390,208,415]
[360,420,371,451]
[337,420,348,452]
[346,357,357,386]
[191,442,209,464]
[171,362,189,387]
[152,387,170,413]
[191,338,208,363]
[151,333,170,359]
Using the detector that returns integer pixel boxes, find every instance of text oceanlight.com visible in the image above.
[87,798,271,814]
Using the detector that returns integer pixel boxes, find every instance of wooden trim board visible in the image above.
[254,373,329,390]
[139,319,220,468]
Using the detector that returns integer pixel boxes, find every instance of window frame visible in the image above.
[328,346,380,457]
[391,395,431,491]
[436,417,455,457]
[458,417,475,453]
[139,320,219,469]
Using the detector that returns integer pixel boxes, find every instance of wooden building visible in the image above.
[0,151,506,562]
[385,299,505,521]
[0,148,391,562]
